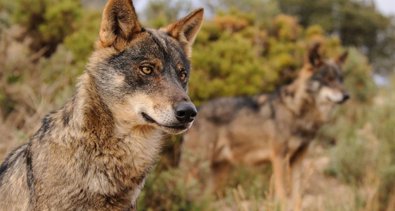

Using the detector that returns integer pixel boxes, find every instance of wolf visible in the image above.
[0,0,203,210]
[180,44,349,210]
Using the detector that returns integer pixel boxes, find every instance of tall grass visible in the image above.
[324,82,395,211]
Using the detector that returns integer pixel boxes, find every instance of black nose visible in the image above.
[341,93,350,103]
[175,102,197,123]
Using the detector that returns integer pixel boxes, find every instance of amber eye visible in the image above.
[140,66,153,75]
[179,68,187,82]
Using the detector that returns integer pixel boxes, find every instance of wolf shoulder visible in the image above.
[0,144,30,211]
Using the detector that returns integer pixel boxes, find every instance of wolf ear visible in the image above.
[98,0,142,50]
[308,43,323,68]
[336,50,348,65]
[162,8,204,57]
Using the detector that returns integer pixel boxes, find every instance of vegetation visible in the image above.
[277,0,395,74]
[324,82,395,211]
[0,0,394,210]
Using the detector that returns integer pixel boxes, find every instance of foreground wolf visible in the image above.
[0,0,203,210]
[181,44,349,209]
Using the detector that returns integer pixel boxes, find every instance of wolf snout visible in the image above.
[175,102,197,123]
[340,92,350,104]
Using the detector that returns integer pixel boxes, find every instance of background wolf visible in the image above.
[0,0,203,210]
[180,44,349,210]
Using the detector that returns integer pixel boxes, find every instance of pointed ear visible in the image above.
[98,0,142,50]
[336,50,348,65]
[162,8,204,57]
[308,43,323,68]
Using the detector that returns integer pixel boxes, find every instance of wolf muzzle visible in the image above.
[339,92,350,104]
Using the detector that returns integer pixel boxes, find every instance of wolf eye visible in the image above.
[140,66,153,75]
[179,68,187,82]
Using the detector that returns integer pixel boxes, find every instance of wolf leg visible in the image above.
[271,153,288,207]
[289,144,309,211]
[289,159,303,211]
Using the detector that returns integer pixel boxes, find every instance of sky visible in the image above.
[134,0,395,16]
[375,0,395,15]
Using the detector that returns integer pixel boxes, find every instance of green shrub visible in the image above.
[325,81,395,210]
[9,0,82,55]
[64,10,101,66]
[342,48,377,102]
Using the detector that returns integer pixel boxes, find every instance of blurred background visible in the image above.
[0,0,394,210]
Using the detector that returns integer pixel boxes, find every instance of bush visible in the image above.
[188,13,370,105]
[7,0,82,56]
[63,10,101,66]
[325,81,395,210]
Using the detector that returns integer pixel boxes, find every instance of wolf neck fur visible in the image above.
[58,72,163,148]
[62,73,116,143]
[47,72,163,189]
[278,74,323,131]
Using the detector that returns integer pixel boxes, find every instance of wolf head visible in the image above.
[302,43,349,119]
[87,0,203,135]
[306,43,349,104]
